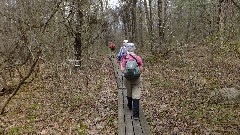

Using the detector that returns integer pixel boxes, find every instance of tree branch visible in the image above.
[231,0,240,10]
[0,56,39,114]
[42,0,63,32]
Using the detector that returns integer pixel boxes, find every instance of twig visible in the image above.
[231,0,240,10]
[42,0,63,33]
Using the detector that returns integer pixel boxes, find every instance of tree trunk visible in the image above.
[162,0,167,42]
[127,1,132,41]
[74,1,83,67]
[217,0,224,29]
[143,0,150,34]
[157,0,168,55]
[158,0,163,45]
[122,1,130,39]
[138,0,143,47]
[123,15,128,39]
[185,1,192,43]
[131,0,138,42]
[218,0,226,44]
[147,0,154,53]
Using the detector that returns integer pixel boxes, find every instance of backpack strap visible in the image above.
[129,54,137,61]
[129,54,139,66]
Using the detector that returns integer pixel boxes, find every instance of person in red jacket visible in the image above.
[108,41,116,51]
[108,41,116,58]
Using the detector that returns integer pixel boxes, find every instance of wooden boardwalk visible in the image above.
[109,55,151,135]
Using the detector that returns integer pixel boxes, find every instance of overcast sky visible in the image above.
[109,0,119,7]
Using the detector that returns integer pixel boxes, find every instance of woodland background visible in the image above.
[0,0,240,134]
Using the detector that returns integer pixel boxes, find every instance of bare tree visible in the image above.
[0,0,62,114]
[131,0,138,42]
[74,0,84,67]
[158,0,167,46]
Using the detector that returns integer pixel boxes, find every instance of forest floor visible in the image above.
[0,57,119,134]
[141,44,240,134]
[0,44,240,134]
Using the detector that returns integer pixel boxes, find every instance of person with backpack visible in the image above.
[117,40,128,63]
[121,43,143,120]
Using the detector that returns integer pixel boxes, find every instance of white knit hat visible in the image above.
[123,40,128,43]
[123,40,128,46]
[126,43,136,52]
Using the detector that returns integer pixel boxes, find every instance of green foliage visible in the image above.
[74,121,86,135]
[73,95,83,101]
[7,127,23,135]
[0,128,3,135]
[229,41,240,55]
[107,116,115,126]
[144,55,162,65]
[204,32,222,45]
[95,80,103,91]
[6,123,36,135]
[152,79,172,89]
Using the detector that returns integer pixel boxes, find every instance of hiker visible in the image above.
[121,43,143,120]
[117,40,128,63]
[108,41,116,57]
[108,41,116,51]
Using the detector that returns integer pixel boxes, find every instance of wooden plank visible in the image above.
[114,73,121,87]
[114,70,119,78]
[123,89,134,135]
[118,74,126,89]
[119,76,124,88]
[118,88,125,135]
[115,78,121,87]
[133,119,143,135]
[111,58,124,87]
[111,57,126,135]
[114,65,126,89]
[114,70,118,76]
[139,105,151,135]
[117,76,124,88]
[116,69,119,76]
[117,81,122,88]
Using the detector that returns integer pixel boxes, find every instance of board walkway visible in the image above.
[109,55,151,135]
